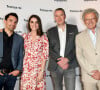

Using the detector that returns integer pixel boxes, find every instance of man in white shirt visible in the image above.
[76,8,100,90]
[47,8,78,90]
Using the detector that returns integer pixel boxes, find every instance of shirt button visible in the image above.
[95,53,98,55]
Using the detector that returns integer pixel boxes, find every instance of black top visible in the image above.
[0,29,14,70]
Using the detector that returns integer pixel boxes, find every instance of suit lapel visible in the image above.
[11,33,17,56]
[64,24,69,56]
[66,24,69,45]
[85,30,95,50]
[55,27,60,53]
[0,32,3,57]
[96,28,100,49]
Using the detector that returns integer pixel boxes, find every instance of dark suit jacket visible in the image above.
[47,24,78,71]
[0,31,24,71]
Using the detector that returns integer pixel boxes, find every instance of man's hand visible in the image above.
[0,29,3,32]
[9,70,20,76]
[0,72,4,76]
[57,57,69,70]
[57,61,69,70]
[57,57,69,64]
[91,70,100,80]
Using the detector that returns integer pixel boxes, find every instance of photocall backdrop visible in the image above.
[0,0,100,90]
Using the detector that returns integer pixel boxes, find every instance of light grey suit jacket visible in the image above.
[0,31,24,71]
[76,27,100,82]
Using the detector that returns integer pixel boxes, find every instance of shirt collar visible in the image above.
[88,27,97,33]
[58,25,66,32]
[3,28,14,37]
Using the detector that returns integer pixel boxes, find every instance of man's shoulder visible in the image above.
[76,30,87,38]
[14,33,24,40]
[67,24,78,30]
[67,24,77,27]
[47,26,57,33]
[67,24,78,33]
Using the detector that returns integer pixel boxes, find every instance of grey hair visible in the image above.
[82,8,99,21]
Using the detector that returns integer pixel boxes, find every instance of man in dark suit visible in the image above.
[0,13,24,90]
[47,8,78,90]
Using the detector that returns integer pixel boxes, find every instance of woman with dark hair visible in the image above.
[21,15,49,90]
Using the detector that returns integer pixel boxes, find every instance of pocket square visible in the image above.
[68,32,74,35]
[69,32,73,34]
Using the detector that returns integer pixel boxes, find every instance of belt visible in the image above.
[0,69,13,74]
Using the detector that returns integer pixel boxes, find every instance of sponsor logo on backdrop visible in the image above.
[0,17,3,20]
[70,10,83,12]
[54,0,67,1]
[84,0,98,1]
[40,9,52,12]
[24,19,28,22]
[7,5,22,9]
[15,31,22,34]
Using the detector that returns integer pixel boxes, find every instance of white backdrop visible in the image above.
[0,0,100,90]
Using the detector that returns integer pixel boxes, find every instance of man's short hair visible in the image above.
[54,8,66,16]
[5,12,18,22]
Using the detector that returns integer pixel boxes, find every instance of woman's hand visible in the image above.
[37,71,44,83]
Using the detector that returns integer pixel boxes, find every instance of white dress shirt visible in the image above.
[88,28,97,48]
[58,25,66,57]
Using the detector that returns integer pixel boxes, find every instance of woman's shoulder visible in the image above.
[22,33,30,39]
[41,34,48,39]
[22,33,27,38]
[41,34,48,42]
